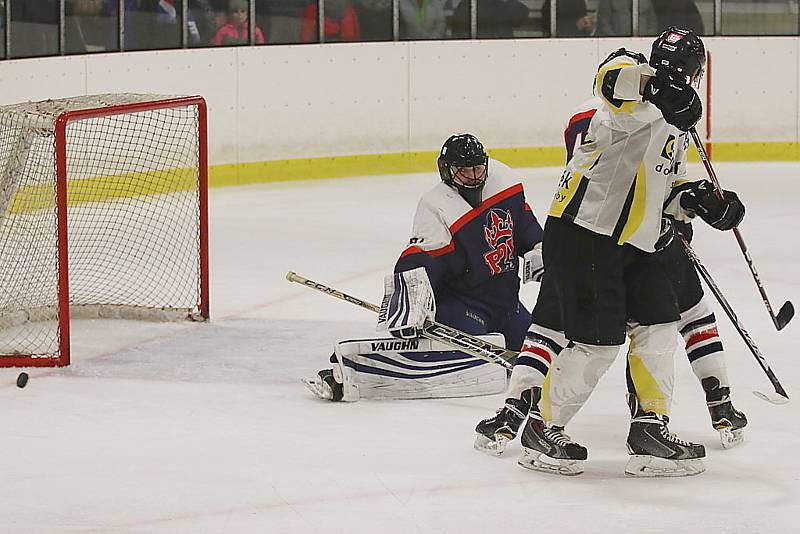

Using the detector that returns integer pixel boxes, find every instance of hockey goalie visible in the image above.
[303,133,544,402]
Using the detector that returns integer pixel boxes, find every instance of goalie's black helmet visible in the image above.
[650,27,706,85]
[438,134,489,208]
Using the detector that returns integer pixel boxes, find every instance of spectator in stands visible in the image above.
[354,0,393,41]
[213,0,266,45]
[450,0,530,39]
[300,0,361,42]
[399,0,446,40]
[541,0,595,37]
[104,0,199,49]
[157,0,202,45]
[651,0,704,34]
[596,0,658,36]
[190,0,229,45]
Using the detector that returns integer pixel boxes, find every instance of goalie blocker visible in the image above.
[303,334,508,402]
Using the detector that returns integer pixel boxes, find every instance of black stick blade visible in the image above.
[776,301,794,330]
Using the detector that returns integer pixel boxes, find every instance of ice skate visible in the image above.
[302,369,344,401]
[703,377,748,449]
[625,395,705,477]
[518,388,586,476]
[474,389,531,456]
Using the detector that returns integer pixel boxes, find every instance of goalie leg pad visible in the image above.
[334,334,507,400]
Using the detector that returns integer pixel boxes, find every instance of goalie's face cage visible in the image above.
[451,164,487,189]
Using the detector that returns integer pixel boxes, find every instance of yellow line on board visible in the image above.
[208,147,567,188]
[9,169,198,214]
[208,142,799,187]
[7,142,797,214]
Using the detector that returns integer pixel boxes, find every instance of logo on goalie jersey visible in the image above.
[483,209,516,275]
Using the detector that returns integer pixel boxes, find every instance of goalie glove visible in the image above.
[377,267,436,339]
[522,243,544,284]
[679,180,745,231]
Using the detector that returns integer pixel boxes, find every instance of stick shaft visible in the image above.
[286,271,515,369]
[680,240,788,400]
[689,128,790,330]
[286,271,380,313]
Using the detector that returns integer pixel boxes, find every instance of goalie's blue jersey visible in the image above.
[395,159,543,319]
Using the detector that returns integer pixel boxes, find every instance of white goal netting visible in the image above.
[0,94,207,365]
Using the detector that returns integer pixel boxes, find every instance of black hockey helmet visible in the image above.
[438,134,489,208]
[650,27,706,85]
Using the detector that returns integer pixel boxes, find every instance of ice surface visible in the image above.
[1,162,798,533]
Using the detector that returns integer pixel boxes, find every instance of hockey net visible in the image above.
[0,94,209,367]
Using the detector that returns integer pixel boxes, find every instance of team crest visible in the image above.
[483,209,515,274]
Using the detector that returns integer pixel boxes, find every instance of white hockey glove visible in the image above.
[522,243,544,284]
[377,267,436,339]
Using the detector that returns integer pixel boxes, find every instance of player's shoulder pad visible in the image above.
[403,183,461,253]
[595,52,654,111]
[565,97,602,129]
[482,158,523,199]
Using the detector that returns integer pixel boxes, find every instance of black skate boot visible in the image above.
[518,387,587,476]
[702,377,748,449]
[625,395,705,477]
[301,368,344,401]
[474,389,532,456]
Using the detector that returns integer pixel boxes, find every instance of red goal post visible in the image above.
[0,94,209,367]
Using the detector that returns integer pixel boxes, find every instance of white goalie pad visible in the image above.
[333,333,507,401]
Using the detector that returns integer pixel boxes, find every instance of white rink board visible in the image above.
[0,37,796,166]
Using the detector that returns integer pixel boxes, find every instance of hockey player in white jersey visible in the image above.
[303,134,544,402]
[475,91,748,456]
[514,28,746,477]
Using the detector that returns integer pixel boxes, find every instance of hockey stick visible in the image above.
[681,238,789,405]
[285,271,516,370]
[689,128,794,330]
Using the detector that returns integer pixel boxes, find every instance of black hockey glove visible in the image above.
[655,217,675,252]
[680,180,745,231]
[643,71,702,132]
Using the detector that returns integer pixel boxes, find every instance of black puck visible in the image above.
[17,372,29,388]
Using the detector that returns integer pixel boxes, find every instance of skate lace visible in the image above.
[543,427,575,446]
[706,396,731,408]
[659,424,693,447]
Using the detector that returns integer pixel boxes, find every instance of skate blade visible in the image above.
[518,449,584,476]
[474,434,510,457]
[625,455,705,477]
[301,377,332,401]
[719,428,744,449]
